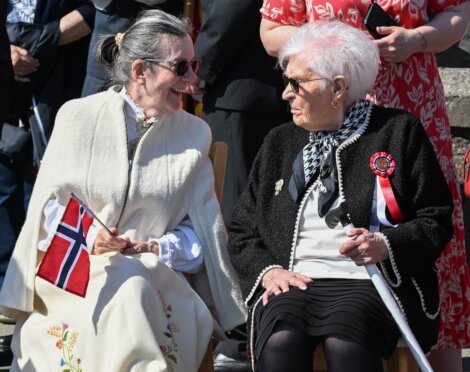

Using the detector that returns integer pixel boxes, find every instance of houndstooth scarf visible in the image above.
[289,99,373,203]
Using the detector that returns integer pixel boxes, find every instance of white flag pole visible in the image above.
[321,144,433,371]
[341,220,433,372]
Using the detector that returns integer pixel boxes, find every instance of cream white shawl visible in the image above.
[0,87,247,331]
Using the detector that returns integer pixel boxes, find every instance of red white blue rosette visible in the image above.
[370,152,404,224]
[370,152,395,178]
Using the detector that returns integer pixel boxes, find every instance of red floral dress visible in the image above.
[261,0,470,350]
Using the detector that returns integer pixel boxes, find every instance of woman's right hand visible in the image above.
[93,227,130,255]
[261,268,312,305]
[373,26,423,63]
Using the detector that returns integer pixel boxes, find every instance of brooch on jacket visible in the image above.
[274,179,284,196]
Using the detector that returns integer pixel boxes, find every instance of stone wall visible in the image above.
[442,67,470,173]
[441,68,470,132]
[440,52,470,263]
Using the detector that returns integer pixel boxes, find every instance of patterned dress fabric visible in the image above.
[261,0,470,349]
[7,0,36,23]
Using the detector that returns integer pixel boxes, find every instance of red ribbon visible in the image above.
[378,176,405,223]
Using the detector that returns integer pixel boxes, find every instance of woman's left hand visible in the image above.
[373,26,422,63]
[122,240,160,255]
[93,227,130,255]
[339,228,389,266]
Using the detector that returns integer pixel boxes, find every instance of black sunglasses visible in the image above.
[143,58,201,76]
[282,74,329,93]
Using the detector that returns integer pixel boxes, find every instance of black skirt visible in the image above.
[253,279,400,360]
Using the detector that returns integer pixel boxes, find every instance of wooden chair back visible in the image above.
[209,142,228,204]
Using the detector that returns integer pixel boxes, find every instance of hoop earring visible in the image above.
[331,100,338,109]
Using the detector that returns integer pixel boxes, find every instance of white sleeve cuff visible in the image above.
[152,219,204,273]
[156,236,173,269]
[38,199,65,252]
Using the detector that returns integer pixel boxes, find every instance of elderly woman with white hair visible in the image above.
[228,20,453,372]
[0,10,246,372]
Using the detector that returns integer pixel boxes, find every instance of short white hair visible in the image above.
[279,20,379,102]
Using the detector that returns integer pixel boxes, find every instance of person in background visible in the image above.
[259,0,470,369]
[0,2,14,127]
[229,20,454,372]
[186,1,289,370]
[0,10,245,371]
[0,0,16,364]
[6,0,94,165]
[81,0,183,96]
[188,0,289,223]
[1,0,94,291]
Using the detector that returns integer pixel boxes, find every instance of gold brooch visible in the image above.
[136,114,158,137]
[274,179,284,196]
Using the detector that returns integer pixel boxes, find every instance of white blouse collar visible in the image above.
[119,86,159,127]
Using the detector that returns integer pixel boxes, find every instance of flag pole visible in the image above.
[70,192,112,235]
[325,203,433,372]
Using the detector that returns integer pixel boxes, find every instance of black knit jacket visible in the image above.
[228,105,454,353]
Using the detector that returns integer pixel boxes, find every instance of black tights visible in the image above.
[257,322,384,372]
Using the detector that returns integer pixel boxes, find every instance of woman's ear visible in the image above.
[131,60,147,85]
[332,75,348,101]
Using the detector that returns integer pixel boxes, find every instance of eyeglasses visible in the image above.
[142,58,201,76]
[282,74,329,93]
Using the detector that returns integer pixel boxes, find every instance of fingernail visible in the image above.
[301,285,307,290]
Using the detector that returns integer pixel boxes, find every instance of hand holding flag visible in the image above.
[36,193,109,297]
[36,193,151,296]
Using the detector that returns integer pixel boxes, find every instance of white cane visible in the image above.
[326,205,433,372]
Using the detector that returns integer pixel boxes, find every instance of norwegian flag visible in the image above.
[36,194,94,297]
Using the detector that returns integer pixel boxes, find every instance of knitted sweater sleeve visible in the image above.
[377,117,454,284]
[228,135,284,304]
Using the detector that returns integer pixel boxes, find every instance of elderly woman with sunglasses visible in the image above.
[228,20,453,372]
[0,10,246,372]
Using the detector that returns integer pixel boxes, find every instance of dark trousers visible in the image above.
[203,107,290,222]
[0,153,34,289]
